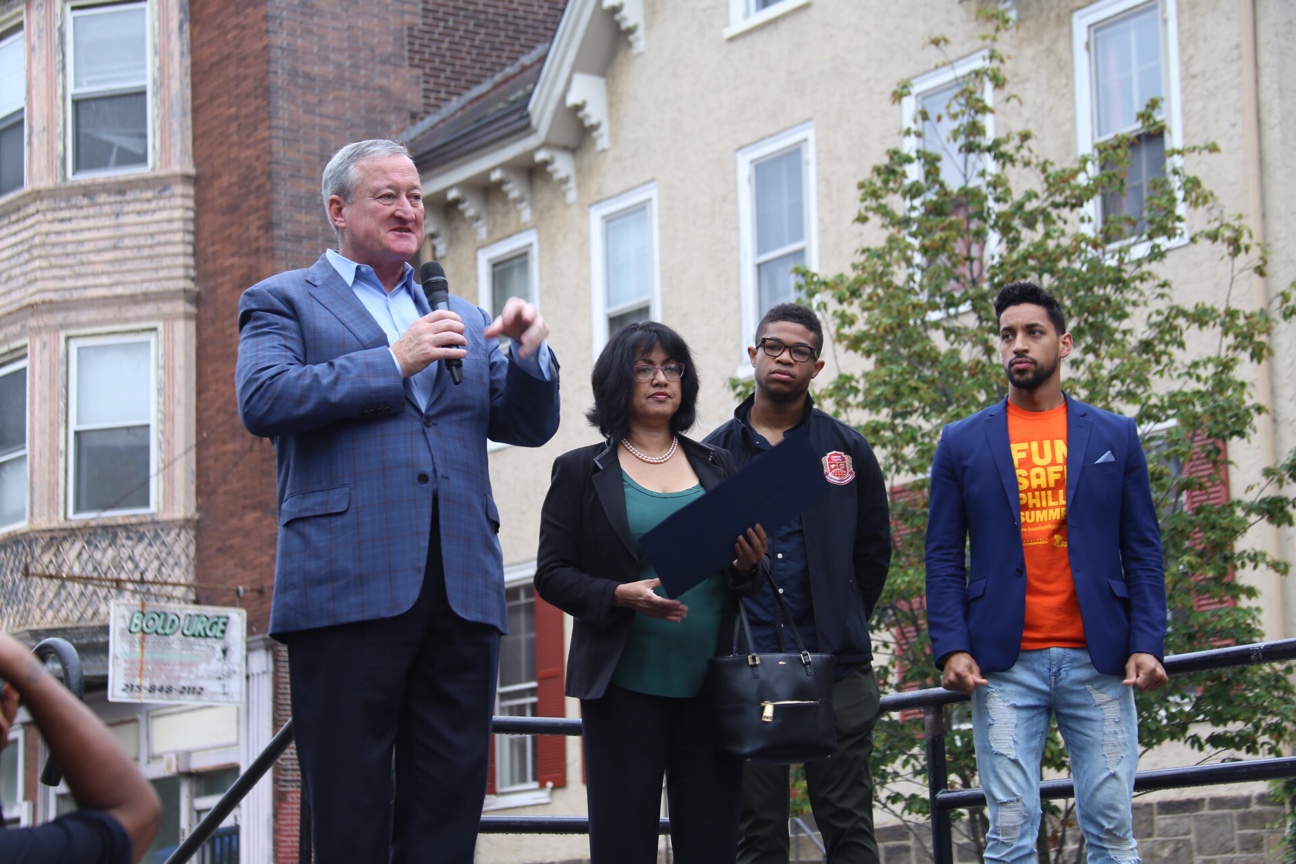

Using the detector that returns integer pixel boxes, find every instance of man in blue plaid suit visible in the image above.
[235,139,560,864]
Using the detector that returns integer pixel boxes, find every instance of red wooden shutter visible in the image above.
[534,592,567,788]
[1183,436,1234,615]
[892,595,927,723]
[485,733,497,795]
[889,483,929,722]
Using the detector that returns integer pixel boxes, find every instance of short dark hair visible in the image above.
[586,321,700,440]
[993,281,1066,336]
[756,303,824,352]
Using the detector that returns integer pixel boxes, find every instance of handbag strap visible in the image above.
[730,580,815,669]
[766,582,812,660]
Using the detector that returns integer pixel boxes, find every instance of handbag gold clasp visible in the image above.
[761,700,816,722]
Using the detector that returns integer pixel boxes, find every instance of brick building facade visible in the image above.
[1,0,566,858]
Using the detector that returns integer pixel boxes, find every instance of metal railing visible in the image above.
[154,638,1296,864]
[790,814,826,862]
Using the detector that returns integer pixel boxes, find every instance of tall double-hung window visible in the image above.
[589,184,659,356]
[68,334,155,517]
[496,582,538,793]
[0,25,23,196]
[486,565,566,805]
[69,2,149,175]
[901,52,994,300]
[1074,0,1181,239]
[737,123,816,356]
[0,356,26,531]
[477,229,539,355]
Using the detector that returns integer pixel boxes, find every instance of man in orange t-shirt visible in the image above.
[925,282,1168,863]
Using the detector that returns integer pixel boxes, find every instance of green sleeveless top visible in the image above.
[610,473,727,698]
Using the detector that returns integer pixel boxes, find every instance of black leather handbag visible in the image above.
[706,584,837,764]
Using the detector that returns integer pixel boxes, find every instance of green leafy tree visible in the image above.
[789,10,1296,861]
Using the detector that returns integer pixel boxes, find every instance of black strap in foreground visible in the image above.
[731,581,814,673]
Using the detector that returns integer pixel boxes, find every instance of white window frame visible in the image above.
[901,51,999,310]
[0,353,28,533]
[736,122,817,373]
[66,0,152,179]
[589,182,660,361]
[901,51,994,196]
[484,562,551,811]
[67,331,157,519]
[0,22,26,197]
[724,0,810,39]
[1,722,27,827]
[478,230,539,453]
[1072,0,1185,254]
[476,229,540,319]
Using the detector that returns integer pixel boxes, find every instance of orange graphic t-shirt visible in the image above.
[1007,401,1086,649]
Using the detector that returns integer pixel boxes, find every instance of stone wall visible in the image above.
[872,793,1288,864]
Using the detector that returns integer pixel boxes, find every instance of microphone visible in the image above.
[418,261,463,385]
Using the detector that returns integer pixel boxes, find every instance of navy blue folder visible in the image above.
[641,433,830,598]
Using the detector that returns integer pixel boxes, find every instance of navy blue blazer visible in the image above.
[925,395,1167,676]
[236,254,561,636]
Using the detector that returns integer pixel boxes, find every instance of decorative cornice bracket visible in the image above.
[534,148,577,204]
[489,166,533,223]
[424,206,449,257]
[446,185,488,240]
[602,0,645,54]
[566,73,610,152]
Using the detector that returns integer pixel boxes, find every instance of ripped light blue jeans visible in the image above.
[971,648,1141,864]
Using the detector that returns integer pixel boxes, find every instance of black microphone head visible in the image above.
[419,261,447,287]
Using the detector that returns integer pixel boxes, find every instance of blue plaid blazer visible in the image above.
[236,254,561,636]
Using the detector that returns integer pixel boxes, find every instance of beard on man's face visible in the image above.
[1005,356,1058,391]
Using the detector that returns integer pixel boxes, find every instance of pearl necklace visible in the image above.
[621,436,679,464]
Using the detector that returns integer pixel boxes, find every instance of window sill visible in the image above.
[69,507,157,522]
[483,785,552,811]
[69,163,152,183]
[723,0,810,40]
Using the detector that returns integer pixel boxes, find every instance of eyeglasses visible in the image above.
[757,338,818,363]
[632,363,686,381]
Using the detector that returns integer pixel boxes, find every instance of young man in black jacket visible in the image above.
[706,303,891,864]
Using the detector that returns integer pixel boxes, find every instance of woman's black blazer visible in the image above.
[535,435,765,700]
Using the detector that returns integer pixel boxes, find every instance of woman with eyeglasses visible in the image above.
[535,321,768,864]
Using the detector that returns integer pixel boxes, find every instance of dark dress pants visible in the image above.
[284,506,501,864]
[582,683,743,864]
[737,665,882,864]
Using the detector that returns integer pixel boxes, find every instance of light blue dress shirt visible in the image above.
[325,249,551,412]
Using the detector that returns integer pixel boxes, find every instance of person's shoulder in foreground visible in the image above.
[0,633,161,864]
[0,810,133,864]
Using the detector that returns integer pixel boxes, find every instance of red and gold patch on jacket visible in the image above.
[822,451,855,486]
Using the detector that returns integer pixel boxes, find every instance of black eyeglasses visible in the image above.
[757,338,818,363]
[632,363,686,381]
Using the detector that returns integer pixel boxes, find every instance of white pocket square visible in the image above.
[1095,451,1116,464]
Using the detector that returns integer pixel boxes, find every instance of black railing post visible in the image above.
[924,704,954,864]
